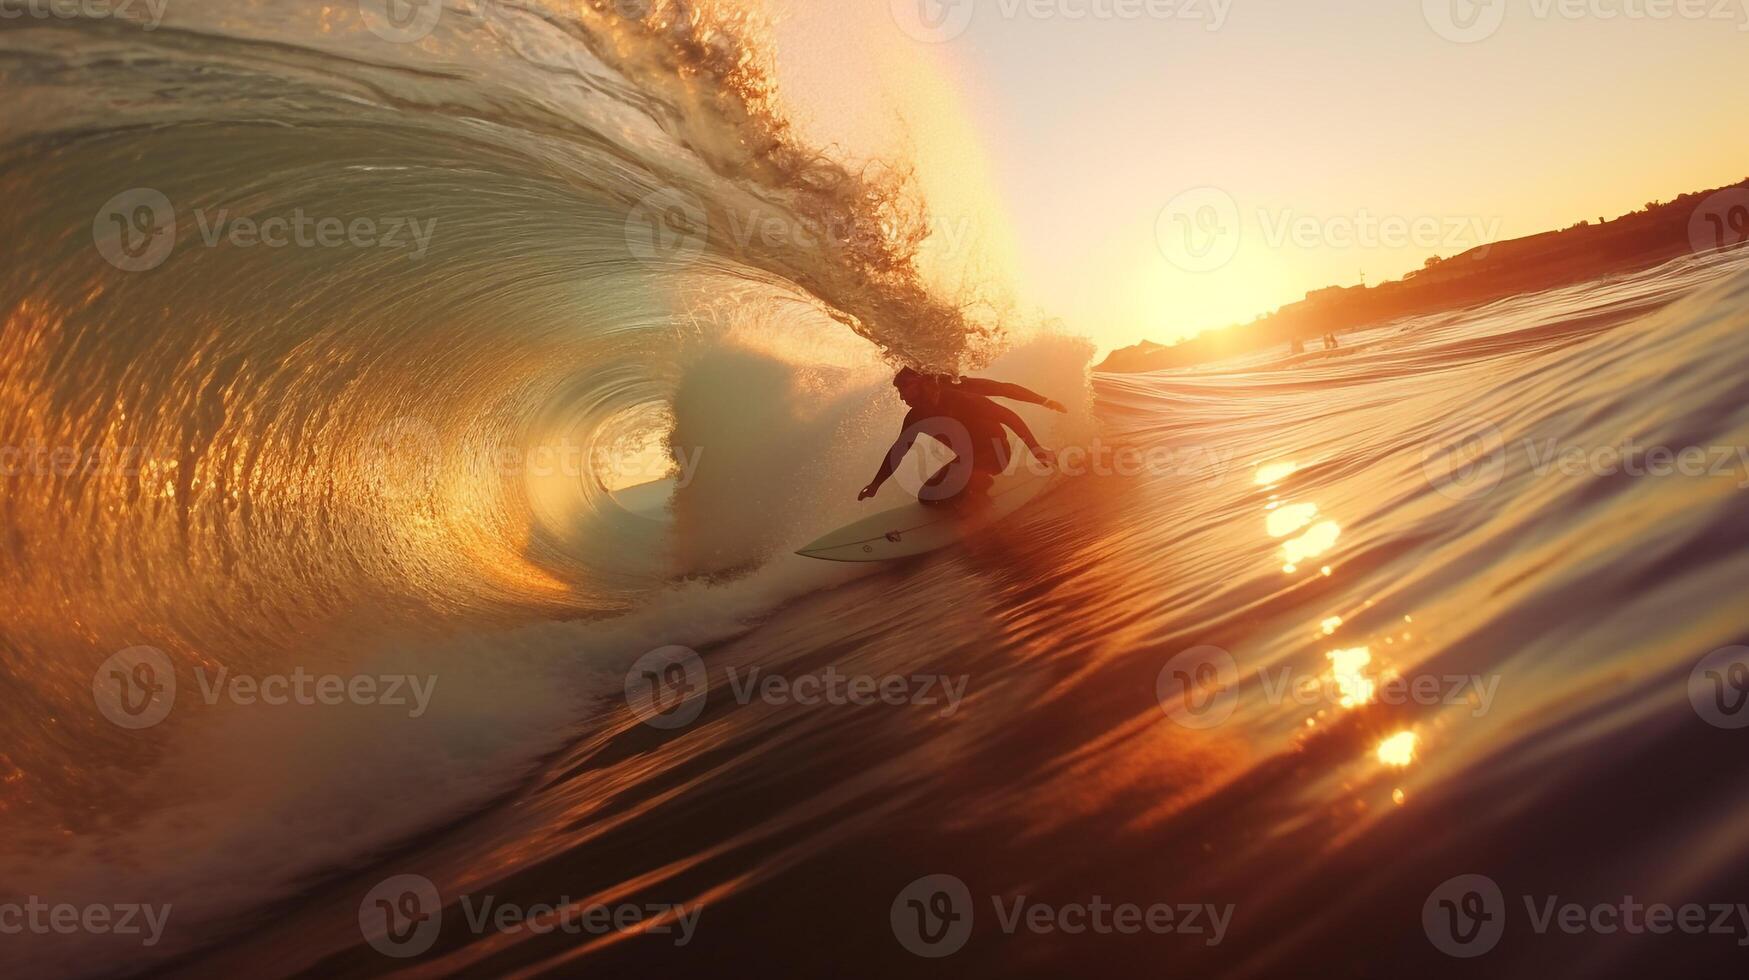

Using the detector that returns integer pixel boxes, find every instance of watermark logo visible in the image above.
[1427,0,1749,41]
[892,0,1231,40]
[625,189,709,266]
[358,873,700,957]
[1158,645,1498,727]
[720,205,981,263]
[94,189,437,269]
[1421,417,1507,500]
[455,896,700,944]
[1157,187,1241,273]
[1423,0,1508,42]
[891,874,975,957]
[193,667,437,718]
[0,0,169,30]
[360,874,443,958]
[625,645,709,730]
[626,657,967,729]
[1157,190,1501,270]
[1256,208,1500,253]
[189,208,436,258]
[94,654,438,727]
[0,898,172,947]
[725,666,969,717]
[1156,645,1239,729]
[360,0,445,43]
[1689,646,1749,729]
[1689,187,1749,255]
[1423,420,1749,499]
[888,416,977,502]
[889,0,977,42]
[1426,873,1749,956]
[93,188,175,272]
[891,874,1234,957]
[92,646,176,729]
[1424,873,1506,957]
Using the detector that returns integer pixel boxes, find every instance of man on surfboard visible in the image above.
[858,367,1065,508]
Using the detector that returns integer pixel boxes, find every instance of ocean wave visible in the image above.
[0,2,1078,969]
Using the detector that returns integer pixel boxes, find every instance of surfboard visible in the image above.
[795,473,1057,563]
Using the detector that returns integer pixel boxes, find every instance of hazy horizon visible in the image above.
[775,0,1749,354]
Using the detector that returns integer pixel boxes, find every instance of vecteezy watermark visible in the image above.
[0,0,166,28]
[725,207,982,263]
[889,0,1232,43]
[1156,646,1240,730]
[1255,209,1502,255]
[0,898,172,947]
[872,414,1236,503]
[92,189,437,271]
[624,188,710,266]
[1156,645,1500,729]
[0,445,153,478]
[1421,0,1510,42]
[358,873,701,958]
[190,208,436,258]
[1156,187,1501,273]
[192,667,437,718]
[93,646,177,729]
[1421,418,1749,500]
[890,874,1233,958]
[1420,417,1507,500]
[723,666,970,717]
[3,433,702,499]
[1689,187,1749,255]
[93,188,176,272]
[358,0,654,44]
[1424,873,1749,957]
[622,189,985,267]
[624,646,709,730]
[1424,0,1749,43]
[624,646,971,730]
[93,648,438,729]
[351,415,706,504]
[1423,874,1508,957]
[1689,646,1749,729]
[358,0,445,43]
[1156,187,1243,274]
[1255,660,1500,718]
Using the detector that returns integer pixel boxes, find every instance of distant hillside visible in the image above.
[1098,178,1749,373]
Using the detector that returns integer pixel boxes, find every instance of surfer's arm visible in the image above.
[953,377,1067,413]
[860,413,922,500]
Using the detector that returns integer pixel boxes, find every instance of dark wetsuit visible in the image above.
[898,378,1050,506]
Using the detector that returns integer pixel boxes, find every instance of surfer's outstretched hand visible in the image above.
[1043,398,1068,413]
[858,483,879,501]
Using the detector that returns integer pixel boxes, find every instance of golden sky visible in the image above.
[773,0,1748,354]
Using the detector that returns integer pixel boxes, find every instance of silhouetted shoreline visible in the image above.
[1099,177,1749,372]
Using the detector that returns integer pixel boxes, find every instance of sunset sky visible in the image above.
[774,0,1749,354]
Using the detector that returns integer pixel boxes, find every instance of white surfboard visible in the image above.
[795,474,1058,563]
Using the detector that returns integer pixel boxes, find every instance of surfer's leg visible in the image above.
[919,457,972,507]
[920,454,1001,508]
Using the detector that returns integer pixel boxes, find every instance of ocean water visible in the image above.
[4,2,1749,978]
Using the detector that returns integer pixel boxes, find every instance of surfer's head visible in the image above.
[893,366,941,407]
[902,365,958,407]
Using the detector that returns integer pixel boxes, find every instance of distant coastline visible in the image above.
[1098,177,1749,373]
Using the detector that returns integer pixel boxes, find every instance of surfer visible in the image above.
[858,367,1064,507]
